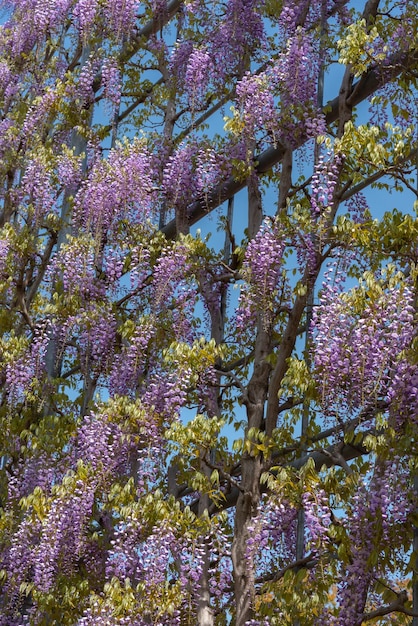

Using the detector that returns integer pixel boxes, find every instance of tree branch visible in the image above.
[362,591,417,621]
[162,48,418,239]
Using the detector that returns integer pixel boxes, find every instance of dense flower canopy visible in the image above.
[0,0,417,625]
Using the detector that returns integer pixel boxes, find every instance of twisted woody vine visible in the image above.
[0,0,417,624]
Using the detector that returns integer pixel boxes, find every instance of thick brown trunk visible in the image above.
[232,321,271,624]
[232,452,263,625]
[231,173,272,624]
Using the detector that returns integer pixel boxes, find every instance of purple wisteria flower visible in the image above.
[236,218,285,330]
[312,277,415,415]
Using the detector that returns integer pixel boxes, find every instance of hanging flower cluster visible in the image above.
[236,73,278,141]
[101,57,122,111]
[162,142,197,209]
[185,48,213,110]
[233,28,326,146]
[387,360,418,430]
[53,236,103,300]
[65,303,118,378]
[109,319,155,396]
[161,138,241,213]
[210,0,265,79]
[2,409,136,615]
[20,157,58,223]
[310,153,344,218]
[73,140,158,238]
[334,459,413,626]
[312,276,416,415]
[237,218,286,330]
[5,323,51,405]
[169,0,264,104]
[103,511,233,624]
[74,0,140,38]
[246,496,299,584]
